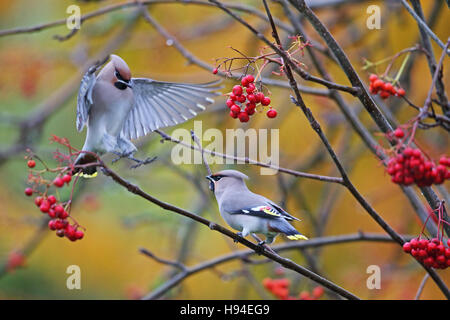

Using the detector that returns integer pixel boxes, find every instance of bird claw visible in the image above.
[255,242,266,255]
[111,151,132,164]
[234,232,243,243]
[129,156,157,169]
[111,151,157,168]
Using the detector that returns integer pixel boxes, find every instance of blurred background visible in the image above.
[0,0,448,299]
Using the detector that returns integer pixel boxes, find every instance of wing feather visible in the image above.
[76,69,97,132]
[121,78,221,140]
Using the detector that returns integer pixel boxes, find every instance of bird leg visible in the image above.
[111,151,131,164]
[129,155,157,169]
[111,151,157,168]
[234,232,243,243]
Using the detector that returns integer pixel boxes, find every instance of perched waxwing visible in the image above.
[207,170,308,245]
[74,54,220,176]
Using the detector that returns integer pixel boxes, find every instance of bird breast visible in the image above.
[91,80,135,135]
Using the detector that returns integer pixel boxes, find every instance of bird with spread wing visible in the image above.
[74,54,221,176]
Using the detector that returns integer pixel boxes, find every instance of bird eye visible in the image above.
[114,81,128,90]
[213,175,224,181]
[115,70,122,80]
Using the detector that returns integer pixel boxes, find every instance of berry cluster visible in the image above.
[386,146,450,186]
[403,238,450,269]
[369,74,405,99]
[226,75,277,122]
[262,278,324,300]
[25,157,85,242]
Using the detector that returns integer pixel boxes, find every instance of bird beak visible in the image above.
[118,80,133,88]
[206,175,215,192]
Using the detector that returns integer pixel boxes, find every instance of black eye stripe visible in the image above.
[114,81,128,90]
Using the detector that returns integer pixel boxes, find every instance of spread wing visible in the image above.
[76,66,97,132]
[228,204,300,221]
[121,78,221,140]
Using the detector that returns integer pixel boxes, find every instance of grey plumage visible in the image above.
[74,54,221,175]
[207,170,307,244]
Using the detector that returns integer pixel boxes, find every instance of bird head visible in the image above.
[206,169,249,193]
[97,54,133,90]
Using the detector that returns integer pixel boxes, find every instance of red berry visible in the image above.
[229,111,238,119]
[403,148,414,157]
[436,244,445,255]
[383,82,393,92]
[59,210,69,219]
[48,220,57,231]
[230,105,240,114]
[245,107,255,115]
[373,79,384,89]
[229,93,237,101]
[53,177,64,188]
[418,239,428,249]
[247,94,256,103]
[445,248,450,258]
[256,92,265,103]
[418,249,428,259]
[24,187,33,196]
[403,242,412,253]
[34,196,43,207]
[410,238,419,249]
[63,173,72,184]
[436,255,446,265]
[237,95,246,103]
[379,91,390,99]
[212,68,218,74]
[245,74,255,83]
[397,88,405,97]
[262,278,273,290]
[54,205,64,215]
[27,160,36,168]
[299,291,310,300]
[47,195,57,205]
[65,225,76,239]
[261,97,271,106]
[369,74,378,82]
[246,102,256,110]
[246,83,256,94]
[56,229,65,238]
[267,109,277,118]
[232,85,243,96]
[238,112,249,123]
[39,200,50,213]
[226,99,235,108]
[427,242,437,252]
[75,230,84,240]
[393,128,404,138]
[423,257,434,267]
[312,287,324,298]
[48,208,56,219]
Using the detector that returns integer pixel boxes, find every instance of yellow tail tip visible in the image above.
[287,234,308,241]
[74,171,98,179]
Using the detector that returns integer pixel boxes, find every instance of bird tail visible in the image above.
[72,152,98,178]
[270,220,308,241]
